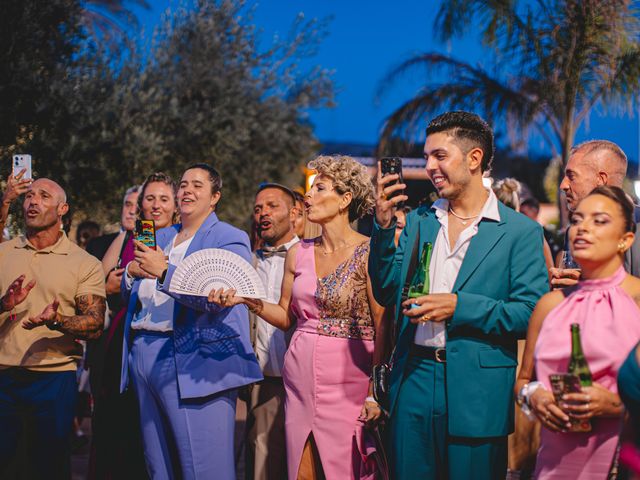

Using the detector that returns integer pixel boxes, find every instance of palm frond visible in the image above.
[377,54,551,153]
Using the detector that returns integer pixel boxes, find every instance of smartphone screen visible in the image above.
[380,157,405,208]
[12,154,32,180]
[135,219,157,250]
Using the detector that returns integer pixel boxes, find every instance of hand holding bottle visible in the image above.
[560,383,624,419]
[529,388,571,432]
[402,294,457,323]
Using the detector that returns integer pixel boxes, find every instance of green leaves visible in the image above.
[1,0,334,230]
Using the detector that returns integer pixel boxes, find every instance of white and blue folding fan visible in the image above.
[169,248,266,299]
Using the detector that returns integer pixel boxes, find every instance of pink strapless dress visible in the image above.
[283,239,376,479]
[534,266,640,479]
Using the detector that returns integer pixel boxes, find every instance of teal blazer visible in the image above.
[369,202,549,437]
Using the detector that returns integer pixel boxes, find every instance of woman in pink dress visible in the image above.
[516,186,640,479]
[210,155,388,479]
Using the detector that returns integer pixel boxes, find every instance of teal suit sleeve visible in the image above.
[449,222,548,338]
[369,216,412,307]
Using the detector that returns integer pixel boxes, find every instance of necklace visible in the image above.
[448,206,479,226]
[318,239,361,256]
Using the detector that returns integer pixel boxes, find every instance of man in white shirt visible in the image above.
[370,112,549,479]
[246,183,299,480]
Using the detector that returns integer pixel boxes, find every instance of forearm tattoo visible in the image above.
[58,294,106,340]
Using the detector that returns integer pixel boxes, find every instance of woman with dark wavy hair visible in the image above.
[517,186,640,479]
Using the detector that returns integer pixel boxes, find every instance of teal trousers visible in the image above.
[390,353,507,479]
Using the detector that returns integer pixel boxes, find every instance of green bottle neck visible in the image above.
[571,325,585,358]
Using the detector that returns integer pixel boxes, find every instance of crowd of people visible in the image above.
[1,111,640,480]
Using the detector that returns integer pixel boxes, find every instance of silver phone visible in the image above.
[12,154,32,180]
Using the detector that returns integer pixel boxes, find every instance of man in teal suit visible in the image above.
[369,111,548,479]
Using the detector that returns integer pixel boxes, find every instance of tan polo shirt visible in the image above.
[0,233,105,371]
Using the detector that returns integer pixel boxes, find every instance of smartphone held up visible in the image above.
[380,157,405,208]
[12,154,32,180]
[135,219,157,250]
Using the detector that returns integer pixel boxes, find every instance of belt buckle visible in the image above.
[434,348,446,363]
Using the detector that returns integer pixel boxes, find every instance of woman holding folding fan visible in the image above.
[210,155,388,480]
[123,164,261,480]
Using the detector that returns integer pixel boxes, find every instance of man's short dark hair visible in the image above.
[255,183,296,207]
[520,197,540,213]
[426,111,494,172]
[185,163,222,194]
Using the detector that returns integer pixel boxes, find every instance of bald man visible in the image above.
[552,140,639,287]
[0,178,106,478]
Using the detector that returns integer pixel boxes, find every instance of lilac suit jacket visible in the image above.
[120,212,263,399]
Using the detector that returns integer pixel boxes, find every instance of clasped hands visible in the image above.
[529,383,622,432]
[401,293,457,324]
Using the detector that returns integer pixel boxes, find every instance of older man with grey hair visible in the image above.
[552,140,639,287]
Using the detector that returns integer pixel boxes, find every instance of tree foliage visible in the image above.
[378,0,640,169]
[0,0,334,228]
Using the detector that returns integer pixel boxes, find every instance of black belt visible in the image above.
[131,329,172,339]
[410,344,446,363]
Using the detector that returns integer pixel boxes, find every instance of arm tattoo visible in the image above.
[57,294,106,340]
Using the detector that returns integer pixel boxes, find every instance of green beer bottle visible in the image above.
[407,242,433,300]
[568,323,592,387]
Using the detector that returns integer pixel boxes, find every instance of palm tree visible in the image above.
[378,0,640,170]
[80,0,150,45]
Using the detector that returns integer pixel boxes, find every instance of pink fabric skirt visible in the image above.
[283,329,374,479]
[534,417,620,479]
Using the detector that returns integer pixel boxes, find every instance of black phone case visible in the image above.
[380,157,405,208]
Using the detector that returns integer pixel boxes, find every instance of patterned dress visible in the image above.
[283,238,375,479]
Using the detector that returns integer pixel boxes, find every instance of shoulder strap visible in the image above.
[385,231,421,367]
[116,231,132,268]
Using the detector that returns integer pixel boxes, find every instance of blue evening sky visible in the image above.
[133,1,640,169]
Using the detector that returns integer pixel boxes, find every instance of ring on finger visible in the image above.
[545,412,551,421]
[421,314,430,322]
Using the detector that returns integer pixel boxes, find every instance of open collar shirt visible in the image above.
[414,189,501,347]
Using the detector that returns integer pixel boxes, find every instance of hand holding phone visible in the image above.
[12,155,32,180]
[376,157,408,229]
[380,157,405,208]
[135,219,157,250]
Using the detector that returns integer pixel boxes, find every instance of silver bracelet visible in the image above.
[517,381,543,421]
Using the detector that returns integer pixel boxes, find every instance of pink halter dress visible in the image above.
[283,239,376,479]
[534,266,640,479]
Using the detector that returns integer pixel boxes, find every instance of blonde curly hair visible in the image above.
[307,155,375,222]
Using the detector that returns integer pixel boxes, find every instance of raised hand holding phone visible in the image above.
[135,219,157,250]
[12,155,32,180]
[375,158,408,229]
